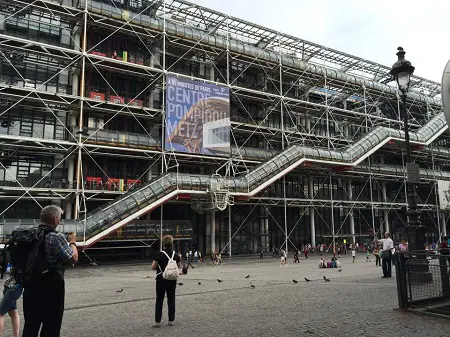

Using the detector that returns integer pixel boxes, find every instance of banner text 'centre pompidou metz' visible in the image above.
[165,75,230,155]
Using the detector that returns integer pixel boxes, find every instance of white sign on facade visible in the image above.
[437,180,450,210]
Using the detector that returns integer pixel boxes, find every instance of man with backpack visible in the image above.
[21,205,79,337]
[151,235,182,328]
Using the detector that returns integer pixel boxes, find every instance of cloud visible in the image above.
[191,0,450,83]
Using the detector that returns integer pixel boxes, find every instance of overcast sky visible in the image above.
[191,0,450,83]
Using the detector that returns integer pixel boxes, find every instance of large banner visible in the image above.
[437,180,450,210]
[165,75,230,155]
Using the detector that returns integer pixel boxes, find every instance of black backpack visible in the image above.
[1,226,55,287]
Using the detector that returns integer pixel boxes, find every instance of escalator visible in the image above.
[73,112,447,247]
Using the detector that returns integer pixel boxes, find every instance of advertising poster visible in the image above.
[437,180,450,210]
[165,75,230,155]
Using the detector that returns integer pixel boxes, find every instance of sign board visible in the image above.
[106,220,193,240]
[165,75,230,155]
[437,180,450,210]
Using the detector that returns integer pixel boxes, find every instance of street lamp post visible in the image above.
[389,47,424,252]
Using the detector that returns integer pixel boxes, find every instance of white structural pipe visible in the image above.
[443,60,450,127]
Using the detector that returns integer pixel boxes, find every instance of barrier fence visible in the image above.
[394,251,450,315]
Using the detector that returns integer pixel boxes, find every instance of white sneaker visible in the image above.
[153,322,161,328]
[168,321,174,326]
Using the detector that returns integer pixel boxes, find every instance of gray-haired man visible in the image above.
[22,205,79,337]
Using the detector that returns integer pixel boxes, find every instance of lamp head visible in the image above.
[389,47,415,92]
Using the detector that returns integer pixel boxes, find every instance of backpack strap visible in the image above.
[156,250,173,276]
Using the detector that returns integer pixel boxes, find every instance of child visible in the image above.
[365,249,371,262]
[352,248,356,263]
[373,248,380,266]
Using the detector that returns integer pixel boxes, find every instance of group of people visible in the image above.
[318,257,341,269]
[0,205,79,337]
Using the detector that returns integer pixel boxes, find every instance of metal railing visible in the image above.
[395,251,450,311]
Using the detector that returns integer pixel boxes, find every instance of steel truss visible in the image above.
[0,0,447,253]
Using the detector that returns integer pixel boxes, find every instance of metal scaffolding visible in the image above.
[0,0,448,256]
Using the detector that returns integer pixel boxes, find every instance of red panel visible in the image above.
[86,176,102,182]
[387,140,396,145]
[89,92,105,101]
[332,166,352,172]
[91,51,107,57]
[128,99,143,107]
[109,95,125,104]
[127,179,141,185]
[177,194,191,200]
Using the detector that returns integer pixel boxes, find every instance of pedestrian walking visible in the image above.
[352,248,356,263]
[22,205,79,337]
[365,249,371,262]
[0,266,22,337]
[280,249,286,266]
[151,235,182,327]
[293,250,300,263]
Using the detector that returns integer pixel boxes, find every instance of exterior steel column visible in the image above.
[228,205,232,257]
[379,157,390,234]
[206,212,211,255]
[308,177,316,247]
[72,74,79,96]
[381,181,390,233]
[209,61,215,81]
[65,201,72,220]
[343,123,349,139]
[441,212,448,237]
[305,116,311,133]
[210,210,216,254]
[348,179,356,244]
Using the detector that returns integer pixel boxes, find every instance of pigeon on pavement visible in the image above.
[323,276,330,282]
[178,282,184,286]
[293,279,298,283]
[116,289,123,293]
[304,278,311,282]
[245,275,250,279]
[198,282,202,285]
[217,279,223,283]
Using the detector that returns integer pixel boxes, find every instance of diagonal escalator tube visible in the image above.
[80,112,447,246]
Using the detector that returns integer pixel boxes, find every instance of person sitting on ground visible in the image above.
[318,258,326,268]
[330,257,337,268]
[335,258,341,268]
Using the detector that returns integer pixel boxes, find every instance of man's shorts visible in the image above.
[0,284,23,315]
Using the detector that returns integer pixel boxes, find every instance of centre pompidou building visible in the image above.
[0,0,447,259]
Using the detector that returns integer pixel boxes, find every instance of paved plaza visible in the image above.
[4,253,449,336]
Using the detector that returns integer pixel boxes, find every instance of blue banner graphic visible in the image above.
[165,75,230,155]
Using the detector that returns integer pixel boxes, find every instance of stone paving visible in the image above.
[3,253,449,336]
